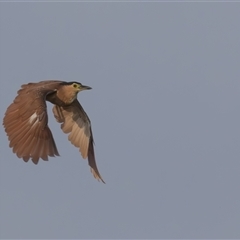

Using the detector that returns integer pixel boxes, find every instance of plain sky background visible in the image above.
[0,1,240,239]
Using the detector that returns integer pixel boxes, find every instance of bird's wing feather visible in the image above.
[3,82,60,164]
[52,99,105,183]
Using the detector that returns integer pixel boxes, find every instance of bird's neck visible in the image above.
[47,89,78,106]
[56,89,78,105]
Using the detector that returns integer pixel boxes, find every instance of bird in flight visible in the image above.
[3,80,105,183]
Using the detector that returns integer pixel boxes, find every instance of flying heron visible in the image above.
[3,80,105,183]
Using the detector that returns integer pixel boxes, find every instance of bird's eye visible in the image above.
[73,83,78,88]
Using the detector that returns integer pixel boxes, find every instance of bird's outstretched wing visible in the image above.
[52,99,105,183]
[3,82,60,163]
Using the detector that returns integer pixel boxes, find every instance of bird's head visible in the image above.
[58,81,92,104]
[66,82,92,93]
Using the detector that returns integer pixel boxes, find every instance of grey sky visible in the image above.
[0,2,240,239]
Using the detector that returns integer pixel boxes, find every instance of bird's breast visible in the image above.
[46,91,77,106]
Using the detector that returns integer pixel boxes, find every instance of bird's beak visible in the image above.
[81,85,92,90]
